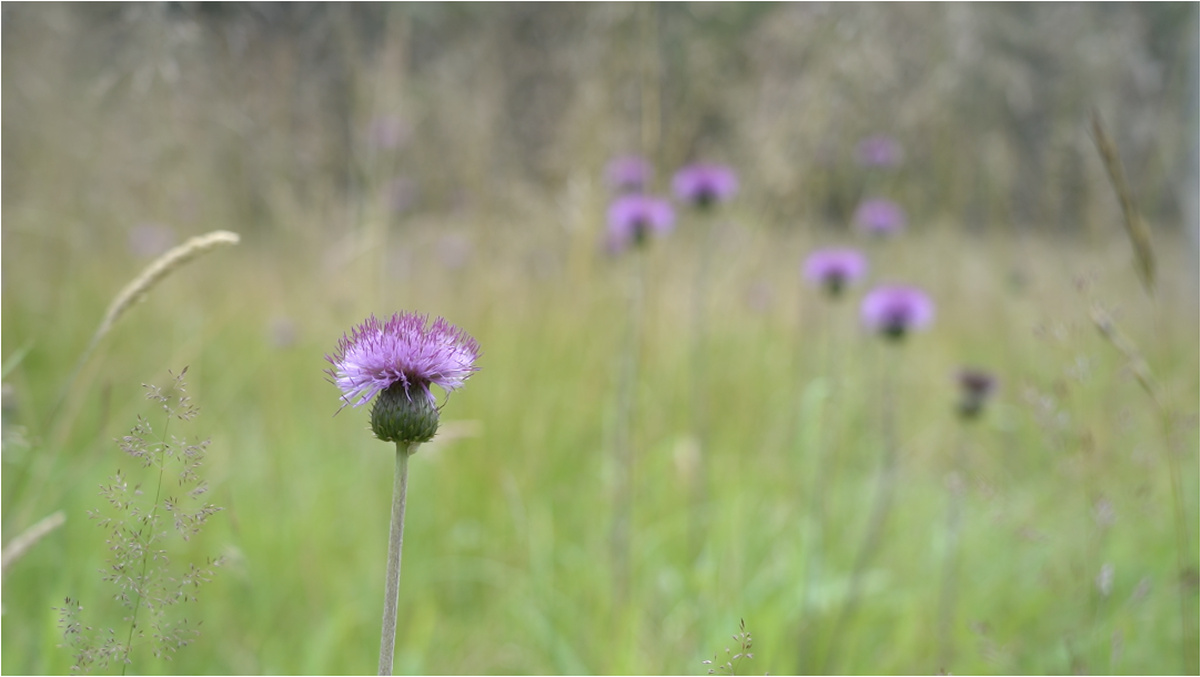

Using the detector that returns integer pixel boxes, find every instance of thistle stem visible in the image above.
[378,441,416,676]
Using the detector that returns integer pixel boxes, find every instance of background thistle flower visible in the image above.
[605,155,653,194]
[860,285,935,339]
[606,194,676,253]
[855,134,903,168]
[803,248,869,299]
[854,198,907,236]
[671,162,739,209]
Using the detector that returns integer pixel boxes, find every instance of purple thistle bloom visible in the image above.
[326,312,481,409]
[855,134,903,168]
[607,194,675,253]
[367,115,411,151]
[803,248,869,298]
[855,198,907,236]
[672,163,738,208]
[606,155,653,194]
[860,285,935,339]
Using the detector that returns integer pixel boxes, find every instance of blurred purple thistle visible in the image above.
[860,285,935,340]
[855,134,903,168]
[855,198,907,236]
[672,163,738,209]
[803,248,869,299]
[606,194,676,253]
[367,115,411,151]
[606,155,654,194]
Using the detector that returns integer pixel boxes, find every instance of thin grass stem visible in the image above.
[821,340,897,672]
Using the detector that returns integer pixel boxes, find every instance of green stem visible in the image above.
[821,341,896,672]
[122,416,172,674]
[378,441,416,676]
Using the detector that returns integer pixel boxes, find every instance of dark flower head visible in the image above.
[860,285,935,340]
[606,155,653,194]
[956,368,998,419]
[855,134,903,168]
[855,198,907,236]
[803,248,869,299]
[606,194,675,253]
[672,163,738,208]
[327,313,480,444]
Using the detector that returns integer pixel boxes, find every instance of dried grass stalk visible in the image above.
[1090,110,1156,294]
[2,510,66,578]
[51,230,241,424]
[92,230,241,344]
[1088,303,1161,406]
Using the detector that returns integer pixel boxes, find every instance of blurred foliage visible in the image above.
[2,4,1198,675]
[3,2,1197,239]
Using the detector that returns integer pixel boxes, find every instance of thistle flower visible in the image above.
[855,134,903,168]
[672,162,738,208]
[606,194,676,253]
[860,285,935,340]
[326,313,479,675]
[367,114,411,151]
[854,198,906,236]
[956,368,998,419]
[606,155,653,194]
[803,248,869,299]
[326,312,480,444]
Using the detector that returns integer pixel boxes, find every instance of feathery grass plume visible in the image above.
[1,510,66,578]
[58,368,223,674]
[1090,303,1197,673]
[1089,110,1155,295]
[326,312,480,676]
[702,618,758,676]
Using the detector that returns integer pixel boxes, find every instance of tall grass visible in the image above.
[3,4,1197,675]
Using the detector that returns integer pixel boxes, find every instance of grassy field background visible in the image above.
[3,4,1198,675]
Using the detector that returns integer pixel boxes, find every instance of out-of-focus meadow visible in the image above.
[3,3,1198,674]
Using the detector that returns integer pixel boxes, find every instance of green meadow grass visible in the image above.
[3,202,1197,674]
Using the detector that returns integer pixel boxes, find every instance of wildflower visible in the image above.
[672,163,738,208]
[607,194,676,253]
[326,312,480,444]
[367,115,410,151]
[855,134,903,168]
[860,285,935,340]
[803,248,869,299]
[606,155,653,194]
[956,368,998,419]
[855,198,906,236]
